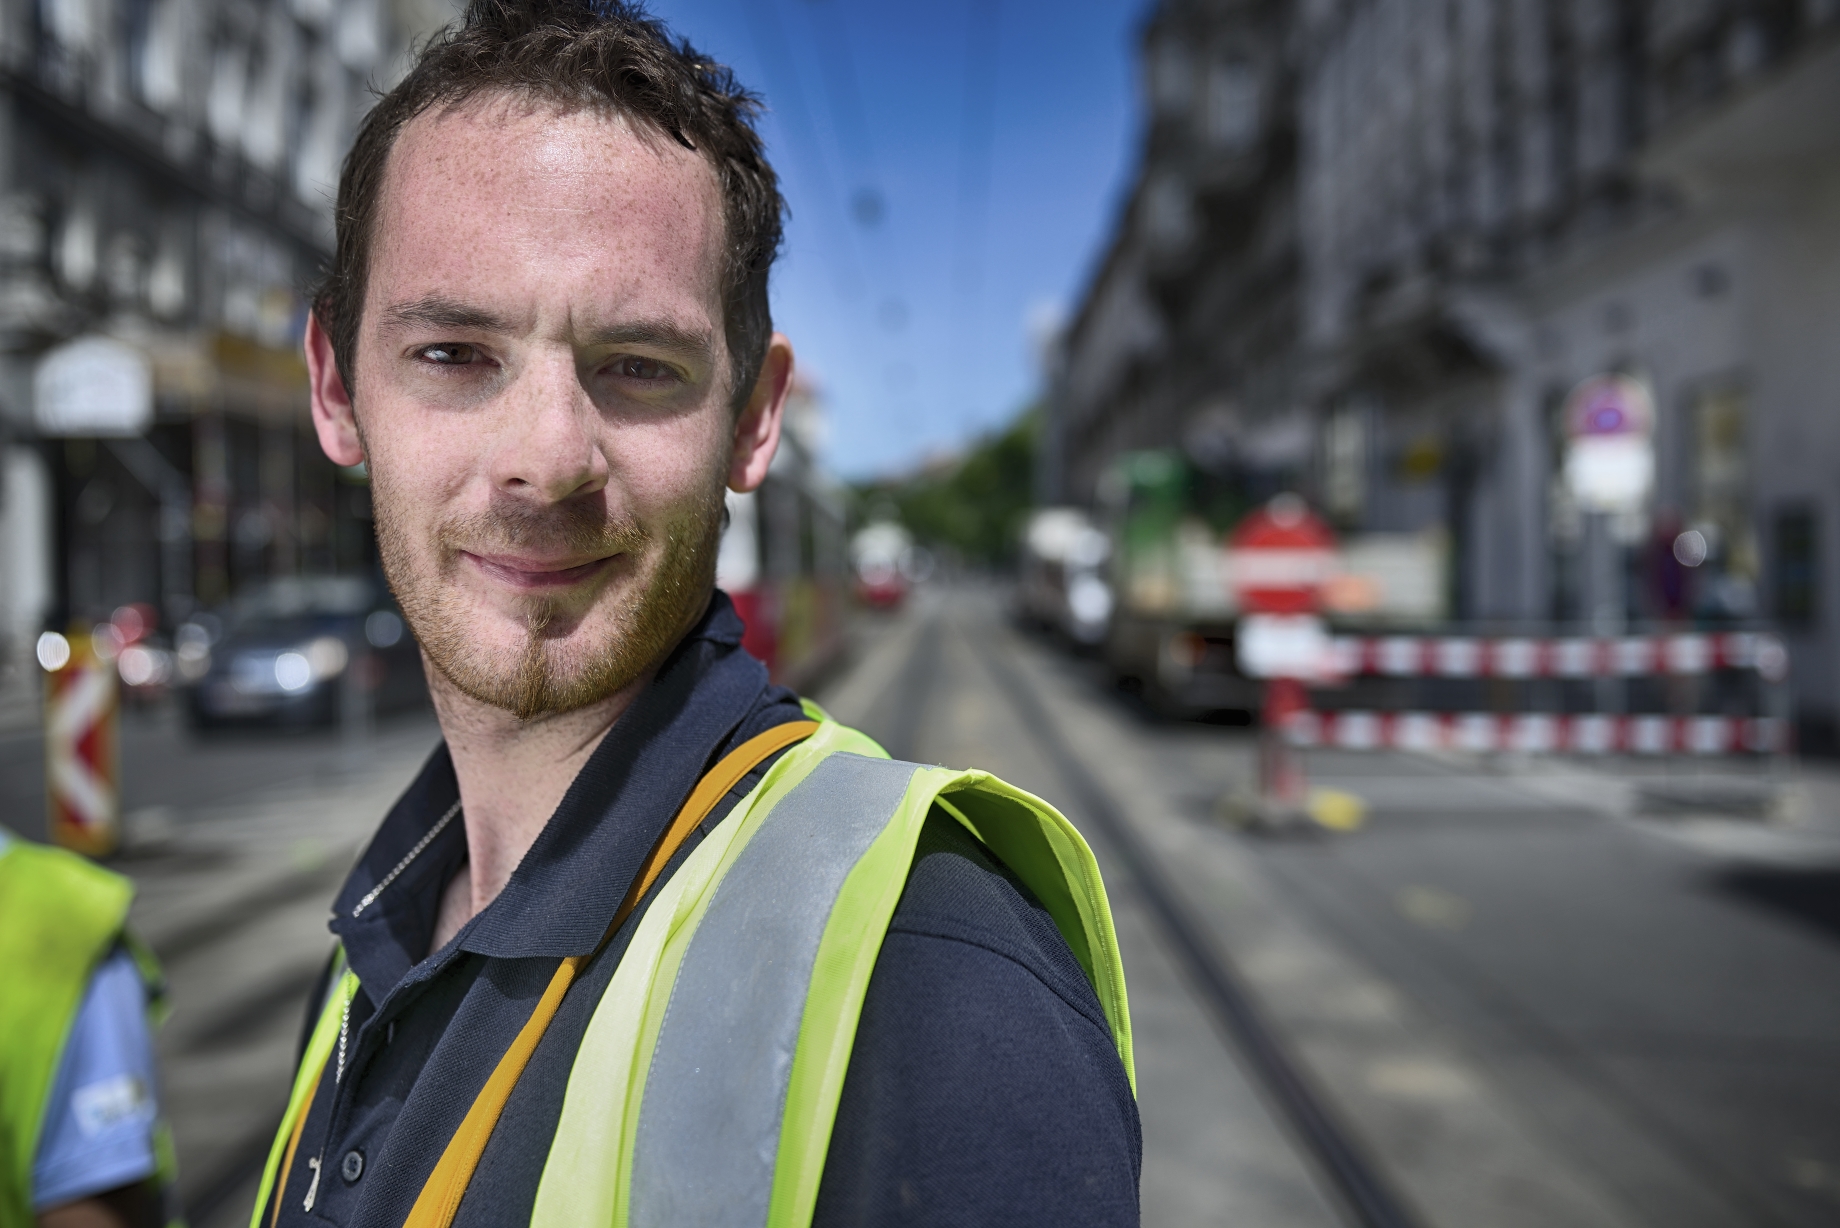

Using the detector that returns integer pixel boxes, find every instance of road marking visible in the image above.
[1394,886,1472,932]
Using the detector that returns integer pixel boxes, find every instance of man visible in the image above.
[0,827,173,1228]
[255,2,1139,1224]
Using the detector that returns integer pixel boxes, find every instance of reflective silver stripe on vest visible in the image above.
[629,752,920,1227]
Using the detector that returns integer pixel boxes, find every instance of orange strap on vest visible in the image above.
[402,719,819,1228]
[270,1060,326,1228]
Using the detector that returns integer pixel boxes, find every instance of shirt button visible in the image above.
[341,1149,365,1183]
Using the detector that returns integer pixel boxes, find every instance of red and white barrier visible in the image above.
[1324,632,1787,680]
[40,629,121,856]
[1284,709,1787,756]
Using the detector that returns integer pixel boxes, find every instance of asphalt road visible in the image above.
[859,587,1840,1228]
[10,586,1839,1227]
[1242,752,1840,1228]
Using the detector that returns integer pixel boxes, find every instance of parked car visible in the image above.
[1017,508,1113,647]
[179,576,426,728]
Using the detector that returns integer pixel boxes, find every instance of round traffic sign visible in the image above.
[1563,373,1653,439]
[1227,494,1337,615]
[1562,374,1656,512]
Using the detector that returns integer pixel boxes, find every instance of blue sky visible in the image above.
[642,0,1148,480]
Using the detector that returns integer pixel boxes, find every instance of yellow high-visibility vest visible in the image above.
[256,708,1134,1228]
[0,834,179,1226]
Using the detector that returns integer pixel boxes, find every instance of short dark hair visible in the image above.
[316,0,784,409]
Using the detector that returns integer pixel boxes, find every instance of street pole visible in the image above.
[340,641,374,770]
[1584,510,1624,714]
[1259,676,1308,810]
[1229,495,1337,828]
[1561,373,1654,722]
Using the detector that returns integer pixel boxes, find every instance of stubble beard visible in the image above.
[373,471,726,722]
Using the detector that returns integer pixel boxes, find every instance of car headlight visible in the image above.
[175,641,211,680]
[276,637,350,692]
[175,621,215,681]
[118,645,174,688]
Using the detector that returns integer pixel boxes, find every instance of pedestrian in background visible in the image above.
[0,827,176,1228]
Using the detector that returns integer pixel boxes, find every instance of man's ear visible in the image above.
[306,311,365,467]
[729,332,793,493]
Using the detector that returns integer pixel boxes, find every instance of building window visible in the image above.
[1773,504,1819,629]
[1148,37,1193,115]
[1204,60,1260,151]
[1322,403,1366,525]
[1690,384,1757,619]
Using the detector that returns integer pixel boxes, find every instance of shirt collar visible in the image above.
[330,592,767,990]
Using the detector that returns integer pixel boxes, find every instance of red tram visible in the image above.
[716,413,848,689]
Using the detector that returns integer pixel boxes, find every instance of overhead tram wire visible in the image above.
[799,0,881,200]
[952,0,1000,436]
[953,0,1000,297]
[741,0,868,302]
[798,0,914,334]
[746,0,921,457]
[770,0,923,448]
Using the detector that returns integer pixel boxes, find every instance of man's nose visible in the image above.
[489,350,609,503]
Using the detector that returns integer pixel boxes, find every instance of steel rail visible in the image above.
[963,621,1423,1228]
[883,611,942,765]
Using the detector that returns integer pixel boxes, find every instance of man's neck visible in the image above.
[424,665,646,952]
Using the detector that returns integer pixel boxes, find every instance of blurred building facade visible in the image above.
[1051,0,1840,740]
[0,0,455,702]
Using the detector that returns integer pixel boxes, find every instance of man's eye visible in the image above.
[616,356,671,381]
[417,343,479,365]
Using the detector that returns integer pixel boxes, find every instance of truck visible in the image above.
[1098,450,1447,715]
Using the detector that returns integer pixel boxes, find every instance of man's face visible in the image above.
[320,97,771,720]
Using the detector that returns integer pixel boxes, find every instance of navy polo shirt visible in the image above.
[268,593,1139,1227]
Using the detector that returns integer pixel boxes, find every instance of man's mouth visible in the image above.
[461,551,622,591]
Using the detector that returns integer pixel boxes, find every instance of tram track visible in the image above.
[943,610,1422,1228]
[882,611,942,764]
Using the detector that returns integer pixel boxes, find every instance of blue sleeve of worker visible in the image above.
[31,947,160,1211]
[814,809,1142,1225]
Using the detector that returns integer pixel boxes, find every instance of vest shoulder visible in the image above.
[0,839,132,935]
[885,809,1107,1026]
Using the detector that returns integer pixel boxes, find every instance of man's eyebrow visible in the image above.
[379,296,510,332]
[585,321,717,359]
[377,301,714,361]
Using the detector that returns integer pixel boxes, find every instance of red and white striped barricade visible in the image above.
[1323,631,1786,681]
[39,629,121,856]
[1283,710,1787,756]
[1295,630,1789,756]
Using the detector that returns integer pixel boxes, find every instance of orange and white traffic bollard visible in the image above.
[38,628,121,857]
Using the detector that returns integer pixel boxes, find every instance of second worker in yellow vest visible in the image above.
[0,830,180,1228]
